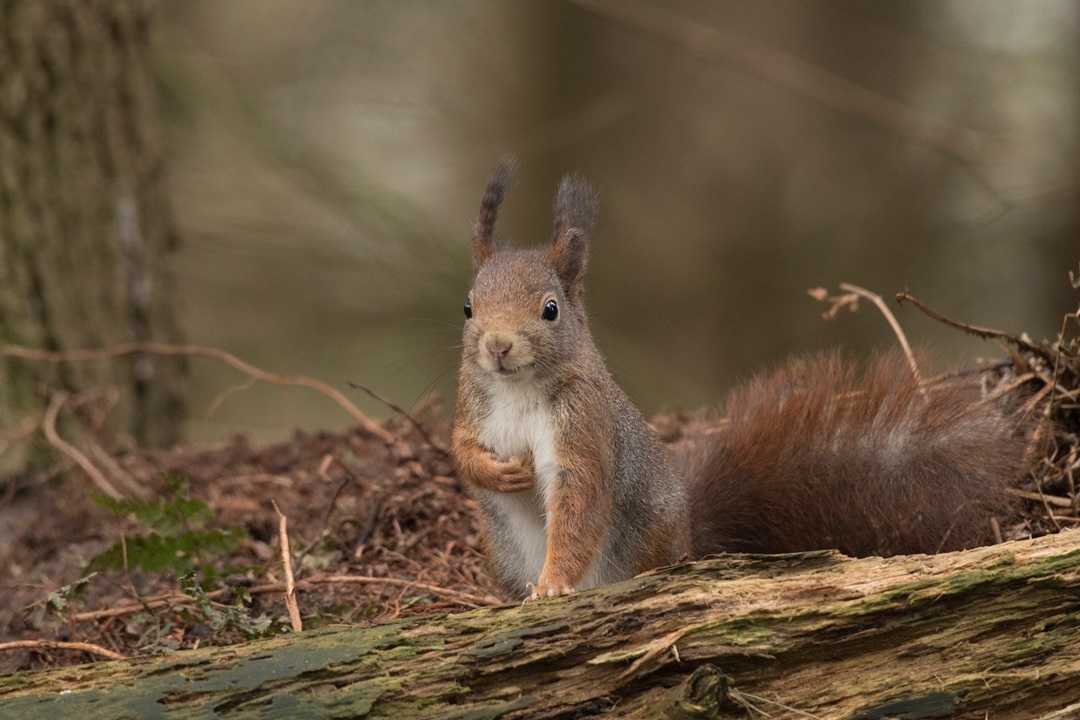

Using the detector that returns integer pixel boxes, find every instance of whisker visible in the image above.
[412,366,454,410]
[408,317,466,332]
[370,345,462,379]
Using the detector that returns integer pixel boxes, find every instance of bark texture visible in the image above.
[1,531,1078,719]
[0,0,185,451]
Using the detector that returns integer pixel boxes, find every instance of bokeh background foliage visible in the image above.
[11,1,1080,445]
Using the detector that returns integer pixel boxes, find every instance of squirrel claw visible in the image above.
[524,581,575,602]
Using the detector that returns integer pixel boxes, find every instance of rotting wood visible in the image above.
[1,531,1079,719]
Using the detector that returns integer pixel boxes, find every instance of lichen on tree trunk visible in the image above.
[0,0,185,456]
[1,531,1078,719]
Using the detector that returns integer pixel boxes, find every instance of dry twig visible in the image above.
[1008,488,1073,509]
[303,574,500,608]
[71,574,501,624]
[810,283,921,385]
[840,283,920,384]
[2,341,395,444]
[347,381,448,454]
[72,593,199,622]
[0,639,125,662]
[41,392,124,500]
[86,440,143,498]
[272,500,303,633]
[895,292,1053,363]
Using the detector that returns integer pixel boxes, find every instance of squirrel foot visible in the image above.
[524,578,576,603]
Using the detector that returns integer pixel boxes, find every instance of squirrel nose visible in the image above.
[487,341,512,360]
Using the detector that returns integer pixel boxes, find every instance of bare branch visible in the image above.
[571,0,996,165]
[895,292,1053,363]
[347,381,447,454]
[2,341,395,444]
[41,392,124,500]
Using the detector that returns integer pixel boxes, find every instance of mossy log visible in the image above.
[2,531,1080,719]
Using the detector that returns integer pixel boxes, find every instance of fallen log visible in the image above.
[2,530,1079,719]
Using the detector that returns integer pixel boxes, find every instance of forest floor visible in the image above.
[0,406,508,674]
[0,338,1076,674]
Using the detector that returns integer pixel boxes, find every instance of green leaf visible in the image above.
[86,529,244,575]
[41,573,98,614]
[179,573,275,639]
[90,476,214,535]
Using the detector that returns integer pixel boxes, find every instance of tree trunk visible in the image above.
[0,0,185,457]
[1,531,1078,719]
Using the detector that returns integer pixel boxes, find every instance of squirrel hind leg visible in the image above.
[683,351,1032,559]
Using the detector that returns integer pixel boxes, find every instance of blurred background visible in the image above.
[153,0,1078,444]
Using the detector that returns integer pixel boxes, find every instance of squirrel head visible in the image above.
[462,157,598,385]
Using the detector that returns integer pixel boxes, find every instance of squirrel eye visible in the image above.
[464,299,472,319]
[542,299,558,321]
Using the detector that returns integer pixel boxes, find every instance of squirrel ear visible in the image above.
[472,156,516,271]
[548,174,597,301]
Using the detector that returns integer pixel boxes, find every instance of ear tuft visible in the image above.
[472,156,516,270]
[548,174,597,301]
[553,174,597,238]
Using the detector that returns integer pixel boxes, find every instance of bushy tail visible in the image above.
[680,352,1034,558]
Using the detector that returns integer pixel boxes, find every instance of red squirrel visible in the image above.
[451,158,1030,600]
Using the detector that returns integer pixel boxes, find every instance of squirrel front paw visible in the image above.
[477,452,535,494]
[524,575,576,602]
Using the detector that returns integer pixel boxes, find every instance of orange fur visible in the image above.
[534,410,615,595]
[450,430,534,494]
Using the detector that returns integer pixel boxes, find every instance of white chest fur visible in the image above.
[476,378,562,584]
[478,379,562,494]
